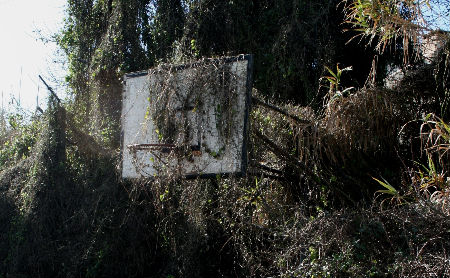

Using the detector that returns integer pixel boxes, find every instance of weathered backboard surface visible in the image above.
[121,55,252,178]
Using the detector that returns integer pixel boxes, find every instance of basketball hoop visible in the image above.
[127,143,176,154]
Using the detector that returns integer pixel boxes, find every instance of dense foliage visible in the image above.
[59,0,393,108]
[0,0,449,277]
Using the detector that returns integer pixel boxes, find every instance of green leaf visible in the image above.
[373,177,398,195]
[325,66,338,80]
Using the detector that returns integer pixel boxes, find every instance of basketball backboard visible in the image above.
[121,55,252,178]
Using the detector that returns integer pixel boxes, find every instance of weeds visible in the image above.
[373,177,406,208]
[420,114,450,168]
[0,35,448,278]
[321,64,355,101]
[0,113,41,170]
[407,113,450,214]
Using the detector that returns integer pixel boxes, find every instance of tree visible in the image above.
[179,0,381,105]
[342,0,450,118]
[59,0,157,146]
[342,0,450,56]
[152,0,185,59]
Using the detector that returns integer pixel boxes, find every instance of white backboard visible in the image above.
[121,55,252,178]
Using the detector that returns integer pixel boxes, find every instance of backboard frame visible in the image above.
[120,54,253,179]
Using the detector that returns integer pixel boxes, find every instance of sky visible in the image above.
[422,0,450,31]
[0,0,66,113]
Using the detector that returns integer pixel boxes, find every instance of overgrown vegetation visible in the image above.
[1,0,450,277]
